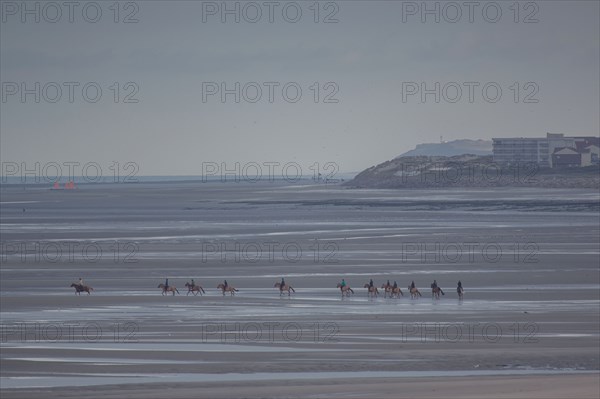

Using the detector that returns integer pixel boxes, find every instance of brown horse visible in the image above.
[408,286,422,299]
[157,283,179,296]
[381,283,391,297]
[380,283,395,298]
[336,283,354,297]
[70,283,93,295]
[382,283,403,298]
[457,286,464,300]
[390,286,403,298]
[185,282,205,296]
[431,286,445,299]
[217,283,238,296]
[274,282,295,296]
[363,283,379,297]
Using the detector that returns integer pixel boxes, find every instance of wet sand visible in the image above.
[2,375,599,399]
[1,182,599,398]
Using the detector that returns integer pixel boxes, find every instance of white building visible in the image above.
[493,134,600,168]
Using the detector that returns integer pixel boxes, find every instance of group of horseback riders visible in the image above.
[75,277,464,297]
[366,278,399,289]
[162,278,283,289]
[162,278,462,293]
[163,278,199,290]
[358,278,463,295]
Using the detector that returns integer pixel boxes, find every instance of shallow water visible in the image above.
[1,183,599,391]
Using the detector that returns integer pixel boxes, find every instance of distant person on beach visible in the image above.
[457,281,463,291]
[432,280,438,289]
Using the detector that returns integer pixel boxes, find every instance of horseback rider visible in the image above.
[78,277,84,287]
[410,280,415,289]
[165,278,169,290]
[432,279,438,289]
[341,279,347,288]
[369,278,373,288]
[280,277,285,291]
[191,278,195,288]
[457,280,463,292]
[393,281,398,289]
[223,280,228,289]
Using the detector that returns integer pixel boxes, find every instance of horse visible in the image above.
[363,283,379,297]
[408,285,422,299]
[457,286,464,300]
[70,283,93,295]
[184,282,205,296]
[274,282,295,296]
[157,283,179,296]
[390,286,403,298]
[336,283,354,297]
[431,285,445,299]
[381,283,392,298]
[217,283,238,296]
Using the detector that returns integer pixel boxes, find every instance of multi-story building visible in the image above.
[493,133,599,167]
[492,137,550,167]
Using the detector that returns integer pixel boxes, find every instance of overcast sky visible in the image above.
[1,1,599,176]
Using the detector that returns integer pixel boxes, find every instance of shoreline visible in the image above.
[2,374,599,399]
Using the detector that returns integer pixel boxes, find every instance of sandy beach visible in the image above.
[1,181,599,398]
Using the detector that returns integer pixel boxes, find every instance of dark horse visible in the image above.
[431,285,445,299]
[70,283,93,295]
[274,282,296,296]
